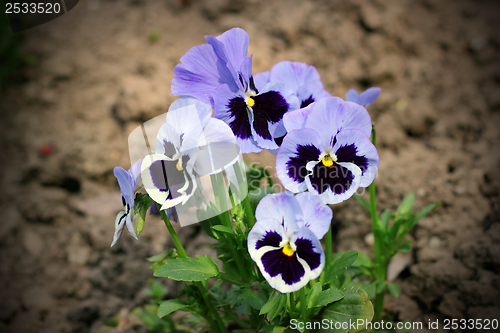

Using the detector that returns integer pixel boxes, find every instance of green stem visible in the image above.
[299,287,307,320]
[289,292,297,313]
[211,173,251,282]
[159,206,188,259]
[218,274,244,286]
[320,223,332,285]
[158,206,227,333]
[368,124,387,322]
[242,194,255,229]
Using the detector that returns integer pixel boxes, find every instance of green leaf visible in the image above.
[413,201,441,225]
[396,193,415,218]
[387,282,401,298]
[307,282,323,309]
[211,225,235,235]
[352,252,373,268]
[379,209,391,231]
[239,288,267,310]
[327,251,359,286]
[322,287,374,333]
[353,194,370,211]
[314,288,344,308]
[258,326,288,333]
[157,299,189,318]
[398,240,413,253]
[154,255,219,281]
[259,291,287,321]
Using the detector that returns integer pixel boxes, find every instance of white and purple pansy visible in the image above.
[346,87,381,107]
[248,191,331,293]
[141,97,236,211]
[277,97,379,204]
[171,27,299,153]
[112,159,141,247]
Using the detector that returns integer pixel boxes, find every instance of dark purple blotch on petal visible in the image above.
[295,237,321,270]
[309,162,354,195]
[252,91,289,140]
[300,95,315,108]
[162,140,177,158]
[149,158,192,200]
[261,249,305,285]
[228,96,252,140]
[336,143,369,175]
[286,144,321,184]
[256,230,282,250]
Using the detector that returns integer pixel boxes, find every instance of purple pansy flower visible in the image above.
[261,61,331,150]
[269,61,331,109]
[171,28,299,153]
[346,87,381,107]
[277,97,379,204]
[141,97,236,211]
[248,191,331,293]
[112,159,141,247]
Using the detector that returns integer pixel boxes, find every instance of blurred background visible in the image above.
[1,0,499,332]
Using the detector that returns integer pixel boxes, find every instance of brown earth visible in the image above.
[1,0,500,332]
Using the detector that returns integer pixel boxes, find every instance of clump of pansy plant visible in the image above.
[110,27,440,332]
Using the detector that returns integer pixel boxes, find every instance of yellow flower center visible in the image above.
[321,153,337,167]
[247,96,255,108]
[176,161,183,171]
[282,244,295,257]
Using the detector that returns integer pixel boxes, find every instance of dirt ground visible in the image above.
[1,0,500,332]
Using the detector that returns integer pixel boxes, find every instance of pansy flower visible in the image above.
[171,28,299,153]
[260,61,330,149]
[111,159,141,247]
[269,61,331,109]
[346,87,381,107]
[141,97,236,211]
[277,97,379,204]
[248,191,331,293]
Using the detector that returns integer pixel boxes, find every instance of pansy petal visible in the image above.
[141,154,197,210]
[255,192,302,234]
[114,166,134,200]
[198,118,236,147]
[306,161,362,205]
[333,129,379,188]
[111,211,128,247]
[239,56,254,89]
[304,97,372,145]
[205,28,249,90]
[276,128,324,193]
[253,71,270,92]
[125,213,138,240]
[345,89,360,104]
[169,96,212,130]
[129,159,142,188]
[270,61,323,92]
[359,87,381,107]
[171,44,224,105]
[248,218,287,261]
[297,84,331,109]
[295,192,332,240]
[282,104,314,132]
[290,227,325,279]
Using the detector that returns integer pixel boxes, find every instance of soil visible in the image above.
[1,0,500,332]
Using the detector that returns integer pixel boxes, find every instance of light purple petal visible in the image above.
[304,97,372,146]
[295,192,332,240]
[276,128,325,193]
[125,213,138,240]
[332,129,379,188]
[345,89,360,104]
[114,166,134,200]
[129,159,142,188]
[296,84,331,108]
[270,61,323,93]
[359,87,381,107]
[247,218,287,261]
[111,211,127,247]
[253,71,270,92]
[283,104,314,132]
[171,44,222,105]
[255,192,302,233]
